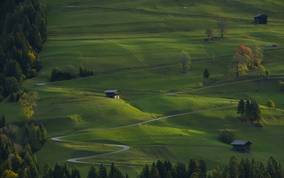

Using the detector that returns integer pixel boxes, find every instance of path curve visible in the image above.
[51,105,234,165]
[49,76,284,165]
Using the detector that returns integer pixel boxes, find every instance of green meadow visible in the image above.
[2,0,284,176]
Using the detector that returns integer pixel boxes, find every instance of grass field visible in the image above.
[2,0,284,176]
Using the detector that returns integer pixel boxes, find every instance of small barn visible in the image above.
[254,14,268,24]
[104,90,119,99]
[231,140,252,152]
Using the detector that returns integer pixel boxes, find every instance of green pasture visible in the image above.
[1,0,284,176]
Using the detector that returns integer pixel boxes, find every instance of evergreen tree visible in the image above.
[71,168,81,178]
[199,160,207,178]
[150,164,160,178]
[88,166,97,178]
[188,159,199,178]
[228,157,239,178]
[99,164,107,178]
[0,115,6,128]
[203,68,210,79]
[140,165,150,178]
[237,99,245,115]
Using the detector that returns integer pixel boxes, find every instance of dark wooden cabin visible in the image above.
[104,90,119,98]
[231,140,252,152]
[254,14,268,24]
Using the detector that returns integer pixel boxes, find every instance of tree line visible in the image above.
[0,0,47,101]
[1,115,283,178]
[138,157,283,178]
[41,157,284,178]
[50,66,94,82]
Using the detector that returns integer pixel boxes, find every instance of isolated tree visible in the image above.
[203,68,210,79]
[218,20,227,38]
[19,92,39,121]
[180,51,191,73]
[231,45,266,78]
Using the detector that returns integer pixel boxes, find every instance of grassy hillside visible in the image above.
[1,0,284,176]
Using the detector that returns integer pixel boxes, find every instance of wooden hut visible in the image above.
[254,14,268,24]
[231,140,252,152]
[104,90,119,99]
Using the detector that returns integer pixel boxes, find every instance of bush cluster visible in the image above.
[50,66,94,82]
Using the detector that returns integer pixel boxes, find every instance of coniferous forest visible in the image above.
[0,0,47,101]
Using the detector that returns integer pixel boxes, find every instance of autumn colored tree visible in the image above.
[19,92,39,121]
[231,45,265,78]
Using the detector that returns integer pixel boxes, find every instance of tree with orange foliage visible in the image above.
[231,45,265,78]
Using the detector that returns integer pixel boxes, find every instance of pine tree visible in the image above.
[99,164,107,178]
[150,164,160,178]
[199,160,207,178]
[0,115,5,128]
[237,99,245,115]
[203,68,210,79]
[188,159,199,178]
[140,165,150,178]
[88,166,97,178]
[228,157,239,178]
[71,168,81,178]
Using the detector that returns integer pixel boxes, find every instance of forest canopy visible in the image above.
[0,0,47,101]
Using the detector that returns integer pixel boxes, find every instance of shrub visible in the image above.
[218,129,235,144]
[67,114,83,123]
[50,66,78,81]
[267,100,276,108]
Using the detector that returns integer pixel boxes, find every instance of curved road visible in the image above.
[51,105,234,165]
[49,76,284,165]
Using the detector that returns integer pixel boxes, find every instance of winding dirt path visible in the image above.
[51,105,234,165]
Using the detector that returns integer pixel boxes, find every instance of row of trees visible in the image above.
[50,66,94,82]
[42,163,127,178]
[138,157,283,178]
[237,99,261,123]
[0,0,47,101]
